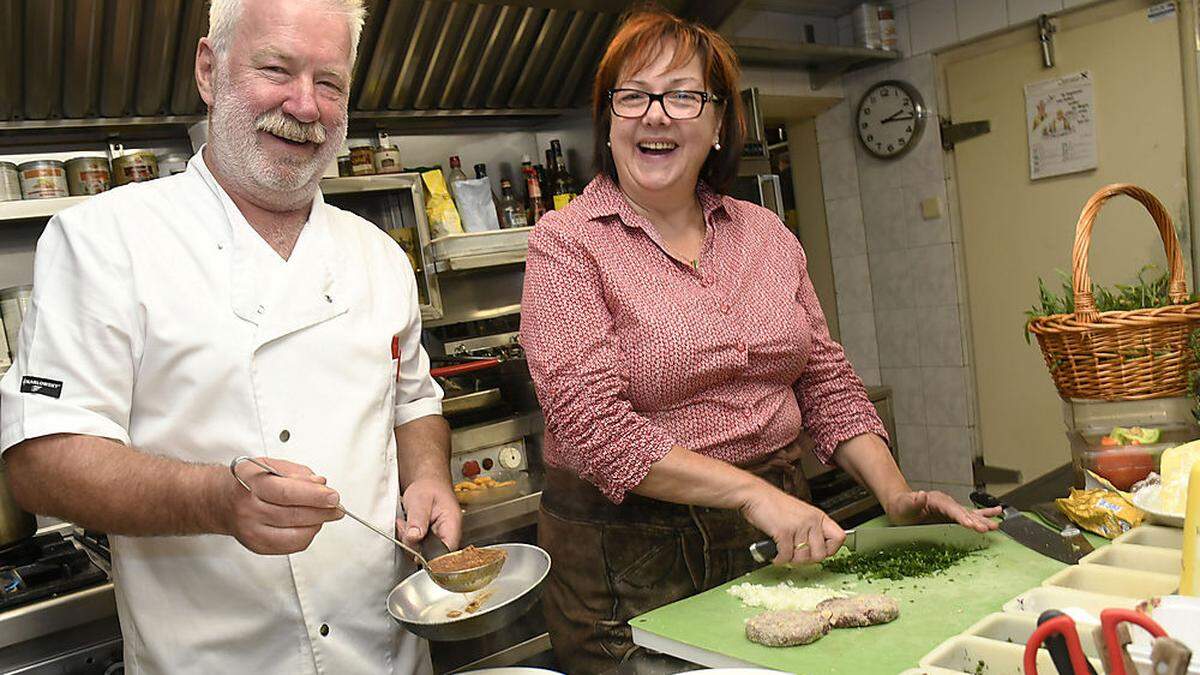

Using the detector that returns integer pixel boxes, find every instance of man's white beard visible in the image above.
[207,69,347,211]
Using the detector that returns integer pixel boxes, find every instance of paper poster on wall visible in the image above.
[1024,70,1098,180]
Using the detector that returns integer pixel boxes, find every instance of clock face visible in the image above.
[856,80,925,159]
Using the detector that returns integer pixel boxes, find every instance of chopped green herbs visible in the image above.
[819,543,973,581]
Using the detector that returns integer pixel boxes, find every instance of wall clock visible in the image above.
[856,79,928,160]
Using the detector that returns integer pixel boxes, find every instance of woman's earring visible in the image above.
[606,140,612,147]
[713,141,722,151]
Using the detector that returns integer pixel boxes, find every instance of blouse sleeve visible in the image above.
[519,220,677,503]
[792,245,889,462]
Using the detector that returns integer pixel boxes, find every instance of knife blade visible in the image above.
[1032,501,1095,559]
[748,523,989,564]
[971,491,1087,564]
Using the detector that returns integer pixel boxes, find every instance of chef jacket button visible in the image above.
[279,430,290,443]
[256,305,265,315]
[319,624,329,637]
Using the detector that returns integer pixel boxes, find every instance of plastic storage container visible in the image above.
[1114,524,1184,549]
[1079,543,1182,576]
[1042,565,1179,598]
[1068,424,1195,490]
[919,634,1103,675]
[1062,397,1200,490]
[1003,585,1138,617]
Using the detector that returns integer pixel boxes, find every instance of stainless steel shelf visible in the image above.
[0,196,90,223]
[730,38,901,90]
[434,249,528,273]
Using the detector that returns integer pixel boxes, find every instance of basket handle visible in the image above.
[1071,183,1189,322]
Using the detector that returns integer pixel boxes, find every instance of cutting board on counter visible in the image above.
[629,518,1106,674]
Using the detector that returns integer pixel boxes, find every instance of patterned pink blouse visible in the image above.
[519,174,887,503]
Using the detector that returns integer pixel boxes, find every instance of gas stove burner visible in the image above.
[0,532,107,611]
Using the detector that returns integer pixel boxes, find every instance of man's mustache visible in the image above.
[256,108,327,145]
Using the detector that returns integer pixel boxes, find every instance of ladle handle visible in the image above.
[228,455,428,565]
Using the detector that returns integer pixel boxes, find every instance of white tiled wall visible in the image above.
[838,0,1103,55]
[813,0,1116,491]
[816,53,976,490]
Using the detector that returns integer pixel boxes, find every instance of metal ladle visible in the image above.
[229,456,503,593]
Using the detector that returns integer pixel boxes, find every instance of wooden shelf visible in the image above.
[730,38,901,90]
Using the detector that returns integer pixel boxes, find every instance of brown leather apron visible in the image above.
[537,442,814,674]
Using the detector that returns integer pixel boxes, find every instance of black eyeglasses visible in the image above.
[607,88,721,120]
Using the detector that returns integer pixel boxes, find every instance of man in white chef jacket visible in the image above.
[0,0,460,673]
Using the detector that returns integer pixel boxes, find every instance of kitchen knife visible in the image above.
[748,523,989,564]
[1032,501,1095,558]
[971,491,1087,564]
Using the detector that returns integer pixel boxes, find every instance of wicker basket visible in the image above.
[1027,183,1200,401]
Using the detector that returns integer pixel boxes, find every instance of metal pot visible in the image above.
[388,543,550,641]
[0,460,36,547]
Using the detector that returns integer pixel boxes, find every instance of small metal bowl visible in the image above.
[388,543,551,642]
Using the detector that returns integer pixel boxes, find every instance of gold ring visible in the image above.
[794,542,808,550]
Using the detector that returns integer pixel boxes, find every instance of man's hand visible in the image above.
[399,478,462,550]
[219,457,344,555]
[885,489,1001,532]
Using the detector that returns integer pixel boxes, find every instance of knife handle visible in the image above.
[970,491,1003,509]
[749,539,777,564]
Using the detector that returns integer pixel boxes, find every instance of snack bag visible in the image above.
[422,169,463,238]
[1056,487,1144,538]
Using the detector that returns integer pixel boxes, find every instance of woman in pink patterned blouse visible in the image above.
[520,9,1000,672]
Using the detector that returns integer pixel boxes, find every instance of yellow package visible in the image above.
[1056,488,1144,539]
[421,169,463,238]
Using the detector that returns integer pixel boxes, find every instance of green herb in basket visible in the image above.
[819,542,973,581]
[1022,266,1194,343]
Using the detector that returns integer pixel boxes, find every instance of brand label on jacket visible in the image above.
[20,376,63,399]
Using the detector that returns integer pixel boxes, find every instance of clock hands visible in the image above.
[880,109,915,124]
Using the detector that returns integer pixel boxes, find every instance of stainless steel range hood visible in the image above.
[0,0,703,135]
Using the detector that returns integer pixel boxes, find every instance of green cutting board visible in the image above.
[629,517,1108,674]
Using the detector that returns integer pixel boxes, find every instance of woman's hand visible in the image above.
[739,480,845,565]
[884,489,1001,533]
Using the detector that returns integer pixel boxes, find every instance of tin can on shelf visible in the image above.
[157,152,190,176]
[17,160,68,199]
[337,155,352,177]
[0,162,21,202]
[65,156,112,196]
[111,151,159,186]
[374,146,402,174]
[0,285,31,362]
[349,146,375,175]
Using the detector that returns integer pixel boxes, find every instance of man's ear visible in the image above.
[195,37,216,107]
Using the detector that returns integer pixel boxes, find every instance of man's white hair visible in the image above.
[207,0,366,64]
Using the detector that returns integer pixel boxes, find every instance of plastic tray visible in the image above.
[1042,564,1179,598]
[1114,525,1185,549]
[918,634,1103,675]
[960,612,1102,659]
[1003,585,1139,617]
[1079,543,1182,576]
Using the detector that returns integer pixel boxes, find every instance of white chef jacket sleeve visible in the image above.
[389,244,442,428]
[0,208,140,453]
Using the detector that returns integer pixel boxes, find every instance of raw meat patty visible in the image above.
[817,594,900,628]
[744,610,831,647]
